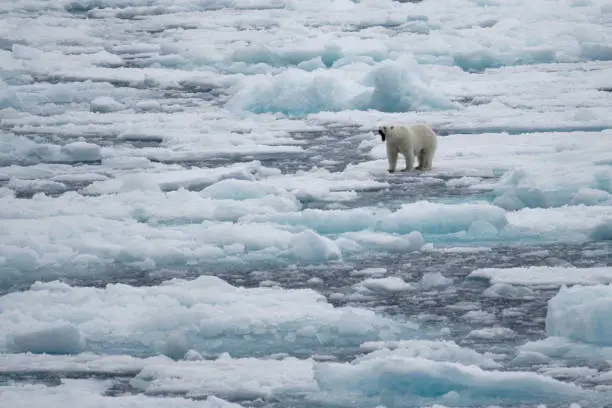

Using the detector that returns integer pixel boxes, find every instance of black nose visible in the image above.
[378,129,385,141]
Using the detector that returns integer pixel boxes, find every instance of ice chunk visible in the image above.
[0,380,241,408]
[350,267,387,277]
[6,323,84,354]
[420,272,452,289]
[0,134,102,165]
[224,67,368,116]
[289,229,342,262]
[466,327,516,340]
[340,230,426,252]
[446,176,482,188]
[570,187,612,206]
[520,336,612,364]
[83,173,162,194]
[83,161,277,194]
[242,201,508,235]
[0,276,414,356]
[492,189,528,211]
[510,350,552,366]
[314,353,588,404]
[60,141,102,162]
[90,96,125,113]
[200,179,287,200]
[7,178,67,195]
[131,354,317,399]
[365,55,457,113]
[357,276,415,293]
[12,44,43,60]
[184,349,205,361]
[467,219,499,236]
[507,204,612,242]
[541,366,598,381]
[0,352,171,374]
[469,266,612,286]
[461,310,496,324]
[590,219,612,241]
[134,99,162,112]
[546,284,612,347]
[307,277,324,285]
[359,339,501,369]
[483,283,535,299]
[0,187,14,198]
[225,56,455,115]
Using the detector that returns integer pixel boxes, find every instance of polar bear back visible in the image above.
[386,123,437,154]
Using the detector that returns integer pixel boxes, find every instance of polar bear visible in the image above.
[378,123,438,173]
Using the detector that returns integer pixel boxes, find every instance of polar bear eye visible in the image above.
[390,126,394,130]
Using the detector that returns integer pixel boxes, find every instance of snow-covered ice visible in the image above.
[1,0,612,406]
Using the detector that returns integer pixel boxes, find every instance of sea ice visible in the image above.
[546,284,612,346]
[0,352,170,374]
[466,327,517,340]
[339,230,426,253]
[225,55,456,115]
[590,219,612,241]
[60,141,103,162]
[0,275,414,356]
[289,229,342,262]
[242,201,509,235]
[350,267,387,277]
[358,339,502,369]
[483,283,536,299]
[356,276,415,293]
[6,323,85,354]
[0,134,102,165]
[420,272,453,290]
[314,352,588,405]
[469,266,612,286]
[0,380,241,408]
[520,336,612,365]
[1,0,612,406]
[131,354,318,399]
[461,310,496,324]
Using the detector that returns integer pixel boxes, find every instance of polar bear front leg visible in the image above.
[401,151,415,172]
[386,143,398,173]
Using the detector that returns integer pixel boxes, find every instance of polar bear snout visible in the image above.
[378,125,394,142]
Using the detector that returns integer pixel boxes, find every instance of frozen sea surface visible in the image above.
[1,0,612,407]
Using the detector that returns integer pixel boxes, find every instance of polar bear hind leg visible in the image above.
[400,150,415,172]
[415,149,426,170]
[420,147,436,171]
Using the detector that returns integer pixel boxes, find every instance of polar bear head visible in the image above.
[378,125,394,142]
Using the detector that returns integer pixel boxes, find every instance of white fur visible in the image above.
[378,123,438,173]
